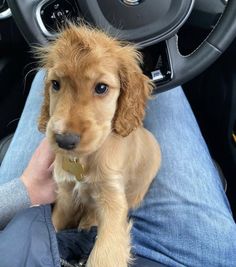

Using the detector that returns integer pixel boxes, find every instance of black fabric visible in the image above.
[57,228,166,266]
[57,228,97,265]
[132,257,166,267]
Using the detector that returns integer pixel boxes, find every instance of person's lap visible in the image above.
[0,70,235,266]
[0,71,44,184]
[130,90,236,266]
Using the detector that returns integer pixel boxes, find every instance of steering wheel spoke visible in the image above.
[158,34,221,91]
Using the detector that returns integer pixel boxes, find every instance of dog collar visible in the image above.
[62,157,85,181]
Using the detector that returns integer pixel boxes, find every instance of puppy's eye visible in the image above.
[51,80,60,91]
[95,83,108,95]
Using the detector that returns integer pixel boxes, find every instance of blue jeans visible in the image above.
[1,70,236,266]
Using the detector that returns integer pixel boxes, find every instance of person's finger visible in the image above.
[37,138,55,167]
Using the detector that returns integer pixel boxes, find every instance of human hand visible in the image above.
[21,138,57,205]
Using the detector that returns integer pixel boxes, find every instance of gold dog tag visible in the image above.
[62,157,84,181]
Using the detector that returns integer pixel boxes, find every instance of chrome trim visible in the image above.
[0,8,11,20]
[122,0,140,6]
[35,0,56,37]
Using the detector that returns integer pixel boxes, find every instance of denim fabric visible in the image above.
[0,71,44,184]
[130,91,236,266]
[0,70,236,266]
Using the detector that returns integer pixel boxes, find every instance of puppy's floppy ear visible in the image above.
[113,46,154,137]
[38,81,50,133]
[35,44,53,133]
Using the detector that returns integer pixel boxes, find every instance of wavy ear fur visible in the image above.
[35,42,54,133]
[38,80,50,133]
[113,46,154,137]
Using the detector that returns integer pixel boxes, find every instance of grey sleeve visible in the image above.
[0,178,31,229]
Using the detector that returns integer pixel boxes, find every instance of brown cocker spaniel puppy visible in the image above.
[38,25,161,267]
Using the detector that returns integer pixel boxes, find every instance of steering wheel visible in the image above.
[6,0,236,92]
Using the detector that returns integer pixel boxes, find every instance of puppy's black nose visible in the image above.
[55,133,80,150]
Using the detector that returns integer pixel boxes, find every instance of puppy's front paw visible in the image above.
[86,253,129,267]
[86,240,131,267]
[78,210,98,230]
[52,207,70,231]
[52,210,61,232]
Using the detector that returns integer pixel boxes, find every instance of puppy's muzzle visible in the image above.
[55,133,80,150]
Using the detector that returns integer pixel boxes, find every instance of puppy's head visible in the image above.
[37,25,153,156]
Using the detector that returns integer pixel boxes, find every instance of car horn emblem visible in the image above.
[122,0,141,6]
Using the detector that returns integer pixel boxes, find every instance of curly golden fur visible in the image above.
[37,25,161,267]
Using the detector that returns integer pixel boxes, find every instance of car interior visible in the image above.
[0,0,235,227]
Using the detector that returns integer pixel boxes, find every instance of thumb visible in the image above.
[36,138,55,169]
